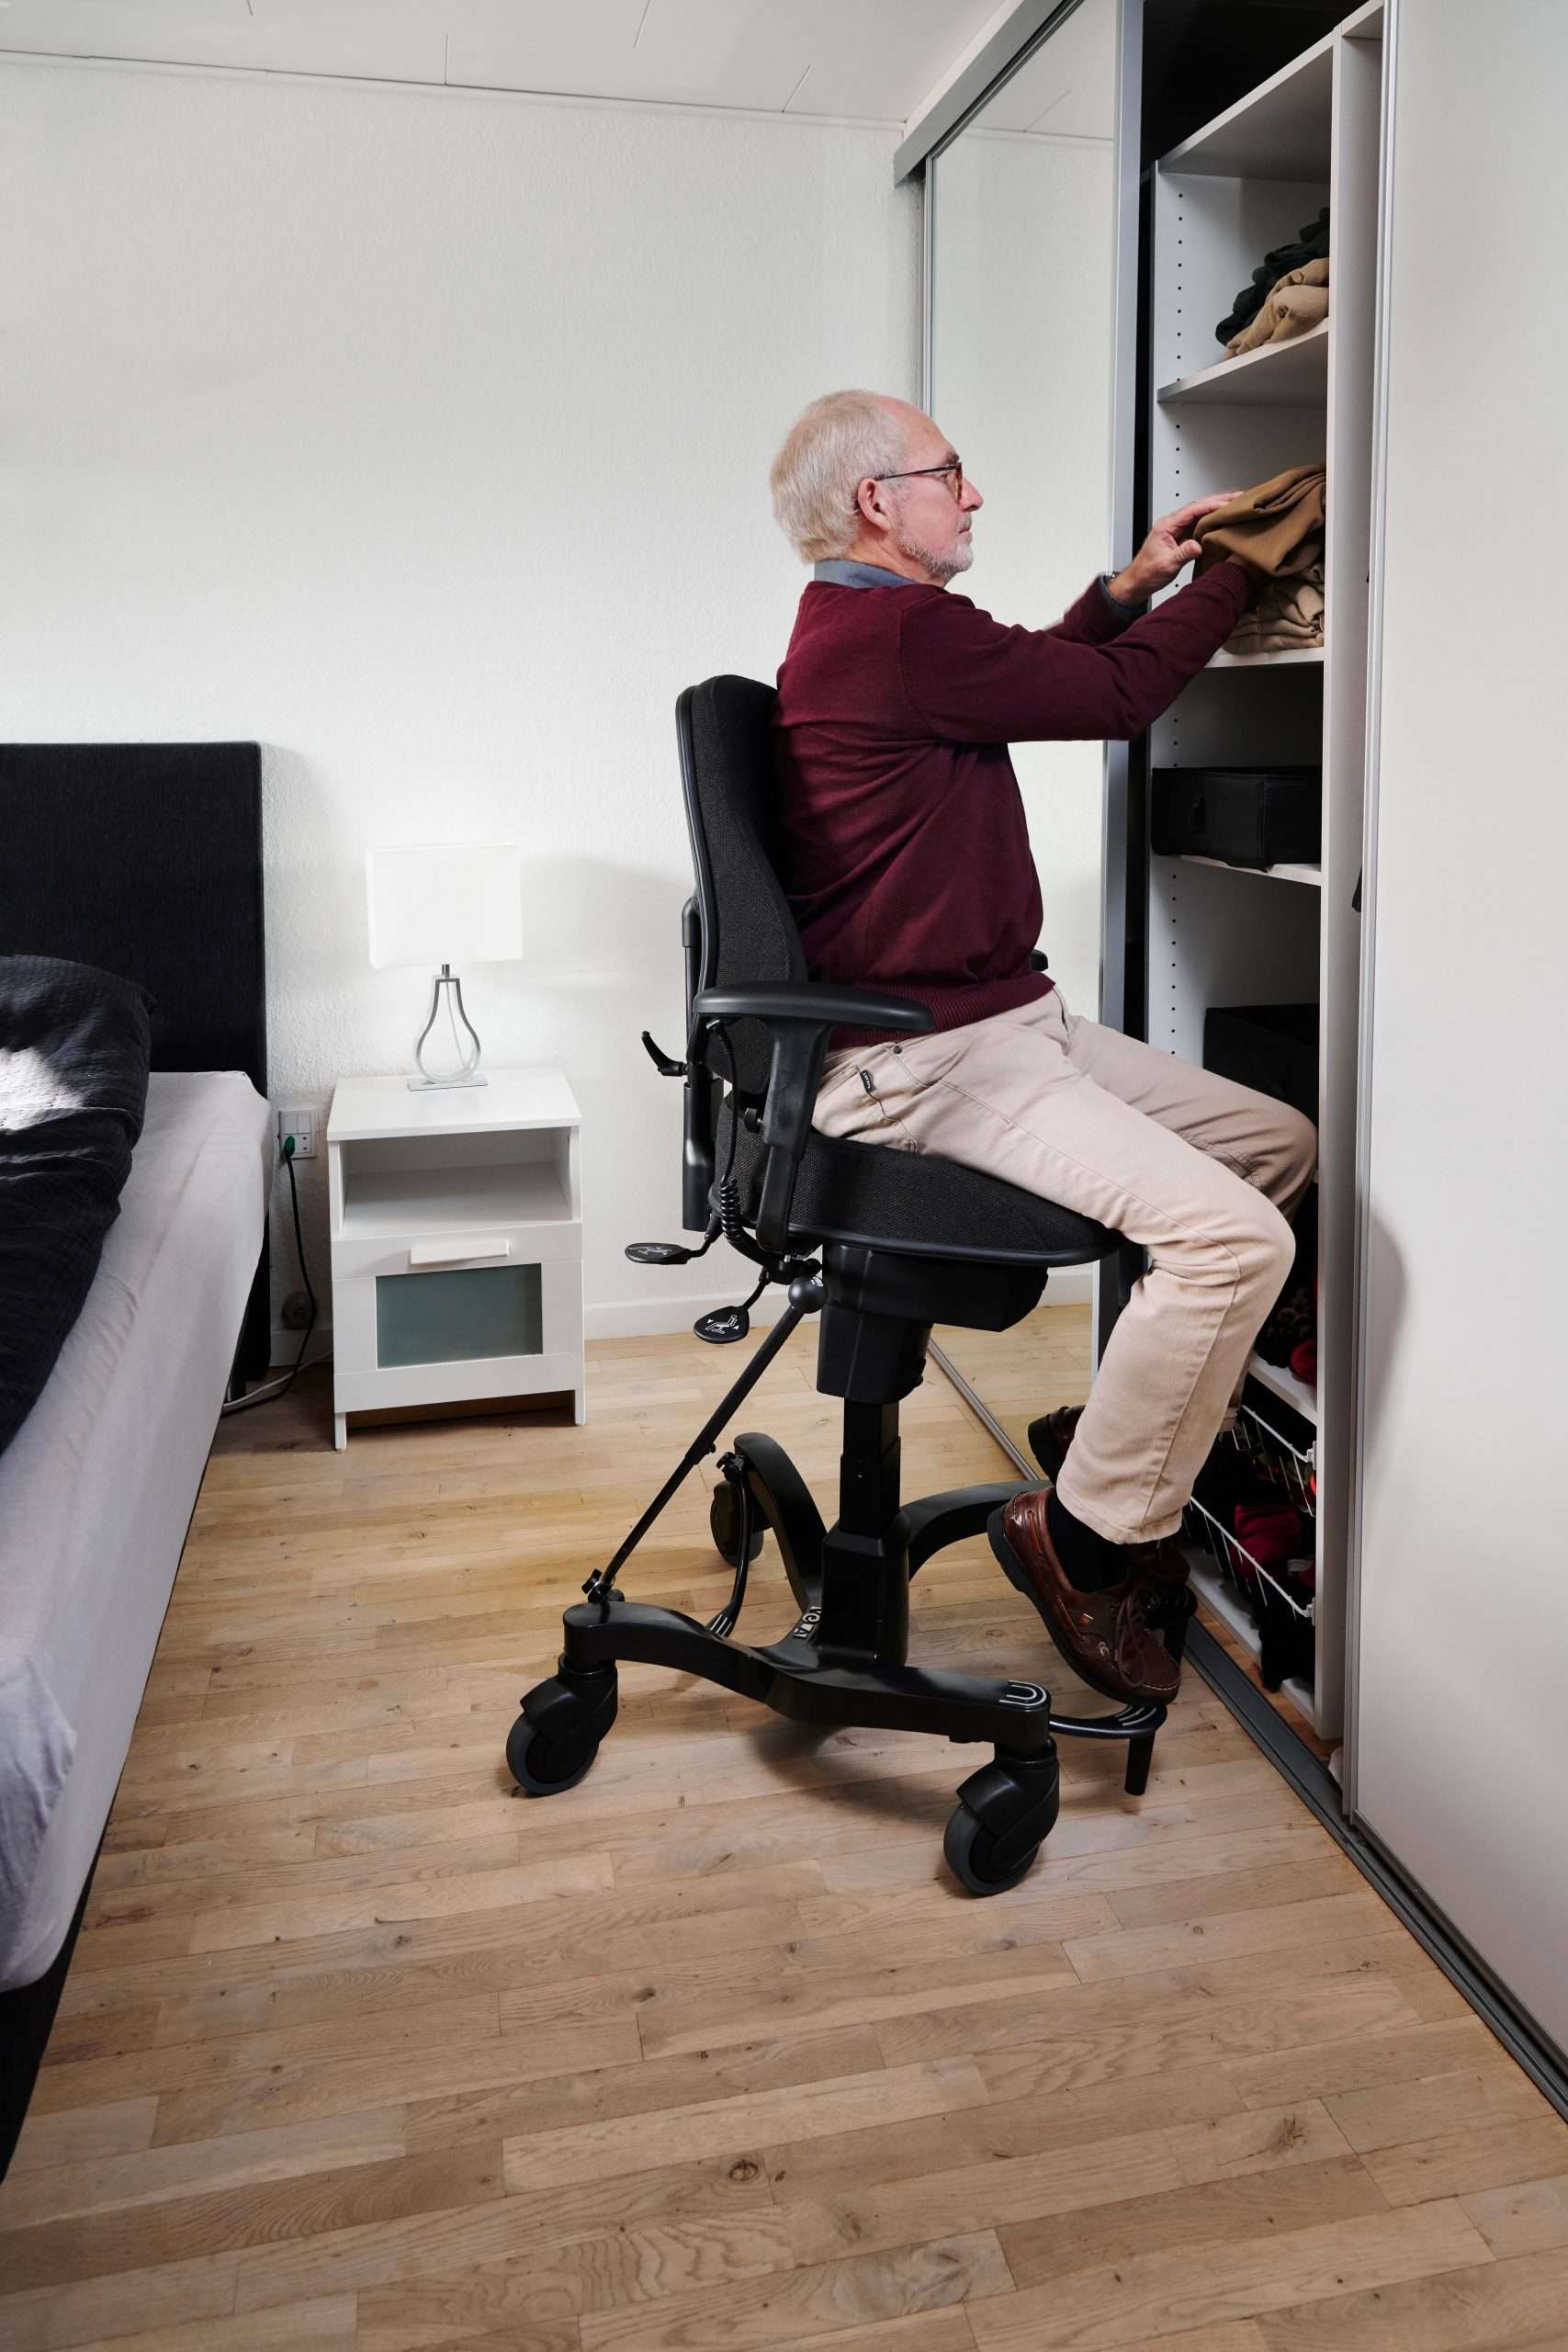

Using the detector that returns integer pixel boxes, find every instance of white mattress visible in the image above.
[0,1070,270,1988]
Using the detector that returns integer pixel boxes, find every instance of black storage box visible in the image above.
[1204,1002,1319,1124]
[1152,766,1322,869]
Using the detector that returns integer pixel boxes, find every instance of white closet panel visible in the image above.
[1352,0,1568,2052]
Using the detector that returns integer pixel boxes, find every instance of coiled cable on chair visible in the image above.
[713,1019,749,1250]
[717,1173,744,1248]
[684,1017,779,1347]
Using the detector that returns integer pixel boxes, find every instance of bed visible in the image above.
[0,742,270,2167]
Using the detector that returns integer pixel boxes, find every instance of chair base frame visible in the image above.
[511,1267,1192,1891]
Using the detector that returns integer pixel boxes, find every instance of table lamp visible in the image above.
[367,842,524,1090]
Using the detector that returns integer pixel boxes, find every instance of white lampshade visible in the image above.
[367,843,523,969]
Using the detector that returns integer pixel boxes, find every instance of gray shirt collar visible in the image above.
[812,558,921,591]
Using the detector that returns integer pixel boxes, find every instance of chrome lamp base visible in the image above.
[408,965,488,1091]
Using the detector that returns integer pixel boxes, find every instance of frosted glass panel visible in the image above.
[377,1264,543,1366]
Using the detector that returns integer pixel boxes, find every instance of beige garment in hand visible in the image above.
[1194,463,1325,582]
[1225,255,1331,357]
[1224,566,1325,655]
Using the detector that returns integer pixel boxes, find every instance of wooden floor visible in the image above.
[5,1314,1567,2351]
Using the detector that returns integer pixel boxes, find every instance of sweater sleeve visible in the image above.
[897,561,1252,744]
[1043,574,1144,648]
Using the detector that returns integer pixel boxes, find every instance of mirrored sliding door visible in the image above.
[924,0,1133,1459]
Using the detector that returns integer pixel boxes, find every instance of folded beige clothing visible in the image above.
[1224,567,1325,655]
[1194,464,1325,582]
[1225,257,1331,357]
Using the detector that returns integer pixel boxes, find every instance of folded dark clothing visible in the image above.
[0,955,152,1455]
[1216,207,1330,344]
[1233,210,1331,301]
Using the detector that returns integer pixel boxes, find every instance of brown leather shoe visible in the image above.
[1124,1536,1196,1651]
[1126,1534,1192,1600]
[1027,1405,1085,1481]
[988,1490,1180,1705]
[1028,1408,1192,1615]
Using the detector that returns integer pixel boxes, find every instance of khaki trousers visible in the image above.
[813,989,1317,1544]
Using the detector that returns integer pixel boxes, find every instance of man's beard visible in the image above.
[894,516,973,584]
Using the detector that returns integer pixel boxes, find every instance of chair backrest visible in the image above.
[675,675,807,1102]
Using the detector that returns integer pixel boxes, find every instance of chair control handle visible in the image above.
[641,1030,686,1078]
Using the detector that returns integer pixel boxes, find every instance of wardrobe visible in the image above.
[906,0,1568,2102]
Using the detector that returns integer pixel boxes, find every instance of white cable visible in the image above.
[220,1344,333,1415]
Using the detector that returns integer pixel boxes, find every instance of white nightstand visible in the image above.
[326,1067,583,1451]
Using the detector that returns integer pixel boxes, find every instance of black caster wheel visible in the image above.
[946,1745,1059,1897]
[507,1659,617,1798]
[506,1712,601,1797]
[942,1803,1041,1896]
[710,1479,764,1569]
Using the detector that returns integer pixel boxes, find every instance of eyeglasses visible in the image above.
[864,458,964,504]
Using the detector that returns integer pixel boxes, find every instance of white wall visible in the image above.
[0,58,921,1343]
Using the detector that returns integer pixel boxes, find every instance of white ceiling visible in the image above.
[0,0,1018,124]
[975,0,1114,140]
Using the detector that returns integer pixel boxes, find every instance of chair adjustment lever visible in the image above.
[626,1215,724,1270]
[626,1241,696,1265]
[641,1030,686,1078]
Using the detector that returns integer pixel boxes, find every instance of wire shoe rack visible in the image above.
[1182,1397,1316,1627]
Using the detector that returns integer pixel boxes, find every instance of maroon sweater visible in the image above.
[772,560,1251,1046]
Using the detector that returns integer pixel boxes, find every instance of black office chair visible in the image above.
[507,677,1190,1894]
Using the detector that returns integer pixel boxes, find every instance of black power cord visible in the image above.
[220,1133,321,1416]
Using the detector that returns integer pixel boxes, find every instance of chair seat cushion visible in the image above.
[717,1104,1119,1268]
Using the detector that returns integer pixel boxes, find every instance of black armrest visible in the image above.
[691,982,933,1252]
[693,983,932,1035]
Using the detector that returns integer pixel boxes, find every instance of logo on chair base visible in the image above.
[999,1680,1050,1709]
[786,1608,821,1644]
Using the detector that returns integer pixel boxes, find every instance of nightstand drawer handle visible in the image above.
[406,1239,512,1270]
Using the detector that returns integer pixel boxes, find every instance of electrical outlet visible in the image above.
[277,1107,316,1160]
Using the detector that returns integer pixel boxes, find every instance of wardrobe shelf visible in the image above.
[1249,1351,1318,1424]
[1179,855,1322,888]
[1161,20,1336,179]
[1207,645,1325,670]
[1157,320,1328,408]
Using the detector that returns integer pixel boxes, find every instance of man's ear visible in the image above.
[855,477,891,533]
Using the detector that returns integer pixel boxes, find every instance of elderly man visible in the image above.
[769,389,1316,1708]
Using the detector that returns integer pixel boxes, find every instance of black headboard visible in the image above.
[0,741,266,1091]
[0,741,269,1375]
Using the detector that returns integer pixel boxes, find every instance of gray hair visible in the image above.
[769,390,909,564]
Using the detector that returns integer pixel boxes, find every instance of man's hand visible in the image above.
[1109,492,1244,605]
